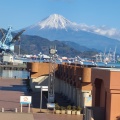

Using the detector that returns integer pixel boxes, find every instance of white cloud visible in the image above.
[78,23,120,40]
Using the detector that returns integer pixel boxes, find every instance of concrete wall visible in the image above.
[30,75,49,92]
[91,68,120,120]
[27,62,120,119]
[27,62,58,78]
[54,78,60,93]
[27,62,57,92]
[55,63,92,108]
[27,62,92,109]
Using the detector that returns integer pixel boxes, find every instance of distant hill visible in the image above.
[0,28,99,58]
[63,41,97,52]
[16,34,98,58]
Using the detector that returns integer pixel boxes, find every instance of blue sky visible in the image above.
[0,0,120,30]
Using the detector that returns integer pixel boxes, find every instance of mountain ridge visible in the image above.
[15,14,120,54]
[23,14,120,40]
[14,34,98,58]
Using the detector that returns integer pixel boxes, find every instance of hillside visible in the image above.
[15,34,81,57]
[0,28,98,58]
[14,34,98,58]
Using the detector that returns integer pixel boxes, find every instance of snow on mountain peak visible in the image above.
[25,14,120,40]
[32,14,77,30]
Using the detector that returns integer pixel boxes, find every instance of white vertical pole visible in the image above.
[28,104,30,113]
[21,104,22,113]
[40,86,42,112]
[2,108,4,112]
[19,44,20,56]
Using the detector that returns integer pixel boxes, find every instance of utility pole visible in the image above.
[19,44,20,56]
[48,46,57,103]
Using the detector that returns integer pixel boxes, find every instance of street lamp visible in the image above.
[79,77,82,81]
[49,48,57,55]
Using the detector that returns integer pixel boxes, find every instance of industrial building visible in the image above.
[27,62,120,120]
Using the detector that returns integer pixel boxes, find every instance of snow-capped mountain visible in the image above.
[27,14,79,31]
[24,14,120,40]
[21,14,120,53]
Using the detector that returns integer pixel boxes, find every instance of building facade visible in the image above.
[27,62,120,119]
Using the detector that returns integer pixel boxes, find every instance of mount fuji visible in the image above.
[22,14,120,53]
[25,14,79,31]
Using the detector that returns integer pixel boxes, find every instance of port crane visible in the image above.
[95,47,117,63]
[0,26,25,54]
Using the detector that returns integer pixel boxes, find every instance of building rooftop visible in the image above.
[92,67,120,71]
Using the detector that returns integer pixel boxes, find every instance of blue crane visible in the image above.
[0,27,25,54]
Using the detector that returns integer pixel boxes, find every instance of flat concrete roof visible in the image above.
[92,67,120,71]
